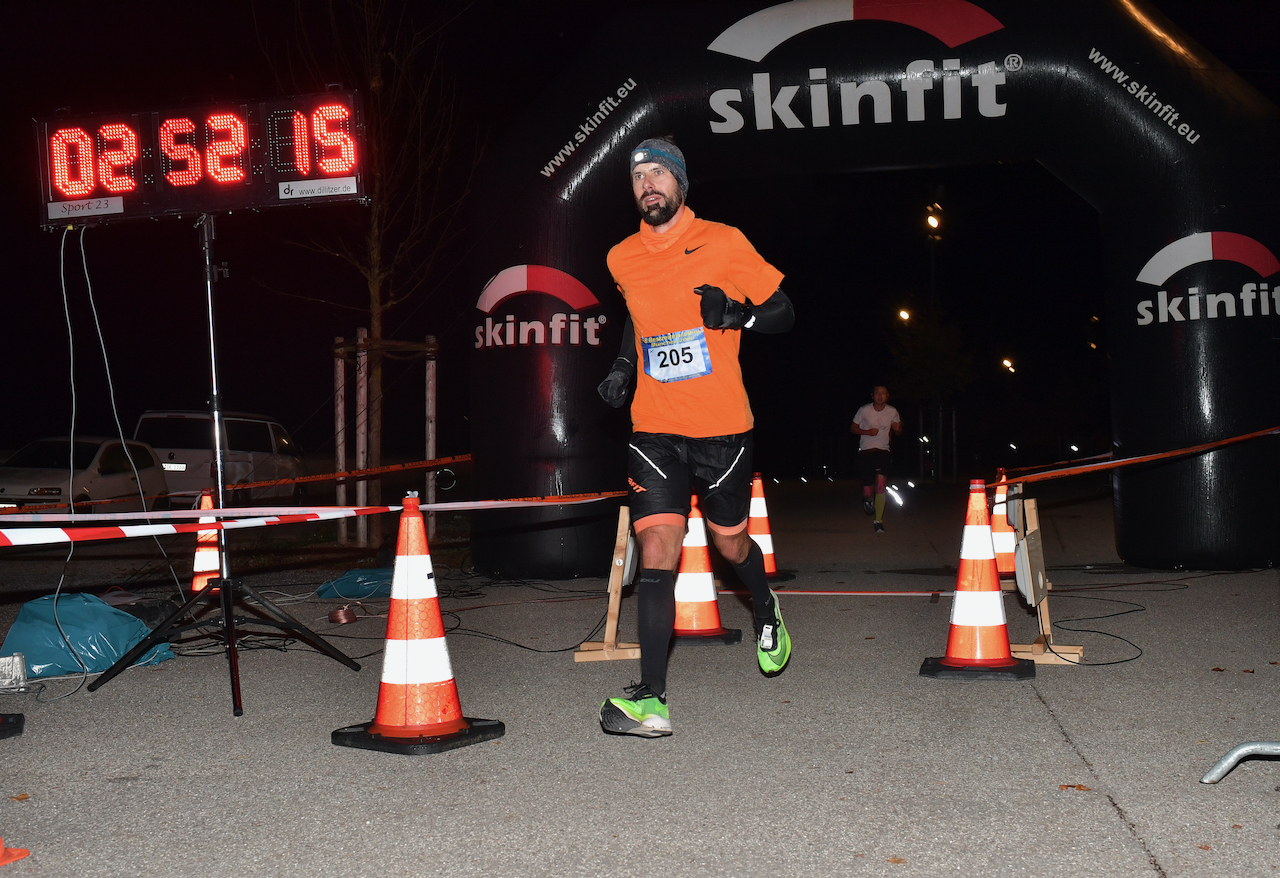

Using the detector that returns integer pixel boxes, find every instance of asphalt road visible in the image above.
[0,476,1277,877]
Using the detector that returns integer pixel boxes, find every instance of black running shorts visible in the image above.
[627,431,753,532]
[858,448,893,486]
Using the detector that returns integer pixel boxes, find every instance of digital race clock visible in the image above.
[34,91,366,228]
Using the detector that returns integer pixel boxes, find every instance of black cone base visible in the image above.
[919,656,1035,680]
[0,714,24,740]
[332,718,505,754]
[766,570,796,582]
[674,627,742,645]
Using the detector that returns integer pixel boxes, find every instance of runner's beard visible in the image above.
[637,187,683,226]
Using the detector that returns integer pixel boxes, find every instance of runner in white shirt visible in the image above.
[850,385,902,534]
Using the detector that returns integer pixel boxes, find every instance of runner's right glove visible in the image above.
[597,357,635,408]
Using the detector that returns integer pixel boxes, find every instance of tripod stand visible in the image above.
[86,214,359,714]
[87,576,360,715]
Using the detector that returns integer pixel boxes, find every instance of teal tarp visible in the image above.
[0,593,174,678]
[316,568,394,599]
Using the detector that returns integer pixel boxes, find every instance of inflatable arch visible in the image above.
[469,0,1280,576]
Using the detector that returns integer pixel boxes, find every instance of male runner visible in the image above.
[594,138,795,737]
[851,385,902,534]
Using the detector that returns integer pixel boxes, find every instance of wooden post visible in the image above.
[334,336,347,546]
[1009,496,1085,665]
[575,506,641,662]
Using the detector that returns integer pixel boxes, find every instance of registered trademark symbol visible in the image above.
[598,314,608,325]
[1004,53,1024,72]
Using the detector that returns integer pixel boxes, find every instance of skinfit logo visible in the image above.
[705,0,1009,134]
[708,0,1005,62]
[1133,232,1280,326]
[474,264,605,349]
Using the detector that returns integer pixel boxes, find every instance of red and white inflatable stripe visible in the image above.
[1136,231,1280,285]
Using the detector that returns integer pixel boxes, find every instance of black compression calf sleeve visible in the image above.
[636,568,676,693]
[733,541,775,624]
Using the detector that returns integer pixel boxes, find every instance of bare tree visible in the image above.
[255,0,477,540]
[889,306,974,405]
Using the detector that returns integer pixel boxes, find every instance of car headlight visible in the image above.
[29,487,63,496]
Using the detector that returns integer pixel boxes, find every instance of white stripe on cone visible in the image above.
[992,531,1016,553]
[684,515,707,548]
[676,506,716,602]
[193,548,218,573]
[750,496,768,516]
[675,571,716,602]
[390,554,438,600]
[380,638,454,686]
[750,533,774,555]
[960,525,996,560]
[950,590,1008,627]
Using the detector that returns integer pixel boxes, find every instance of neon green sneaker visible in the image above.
[756,591,791,677]
[600,682,671,737]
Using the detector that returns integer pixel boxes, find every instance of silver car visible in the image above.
[134,411,305,505]
[0,437,170,513]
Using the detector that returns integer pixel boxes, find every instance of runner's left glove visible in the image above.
[597,357,635,408]
[694,284,752,330]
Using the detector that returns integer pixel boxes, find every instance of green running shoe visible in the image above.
[756,591,792,677]
[600,682,671,737]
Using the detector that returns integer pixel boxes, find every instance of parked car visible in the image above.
[0,437,169,512]
[133,410,305,505]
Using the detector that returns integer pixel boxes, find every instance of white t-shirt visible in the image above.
[853,403,900,452]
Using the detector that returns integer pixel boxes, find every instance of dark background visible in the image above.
[4,1,1278,482]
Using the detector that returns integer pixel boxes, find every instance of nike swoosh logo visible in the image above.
[684,245,705,255]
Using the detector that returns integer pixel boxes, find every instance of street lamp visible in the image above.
[1001,358,1015,373]
[898,309,911,321]
[924,201,943,305]
[925,202,943,239]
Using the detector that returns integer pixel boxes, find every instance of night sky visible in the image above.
[5,1,1278,480]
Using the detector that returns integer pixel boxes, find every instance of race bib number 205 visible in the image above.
[641,327,712,383]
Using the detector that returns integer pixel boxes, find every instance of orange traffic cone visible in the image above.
[991,476,1016,578]
[748,473,782,578]
[672,496,742,644]
[0,839,29,867]
[333,493,504,754]
[920,480,1034,680]
[191,489,220,593]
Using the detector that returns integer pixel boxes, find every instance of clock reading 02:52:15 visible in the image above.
[34,91,366,227]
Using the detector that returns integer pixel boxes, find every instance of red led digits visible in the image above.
[159,118,203,186]
[38,92,362,224]
[96,123,138,194]
[313,104,356,175]
[206,113,247,183]
[291,111,310,174]
[51,128,96,197]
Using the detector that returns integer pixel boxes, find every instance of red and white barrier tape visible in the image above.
[0,493,622,548]
[0,506,384,548]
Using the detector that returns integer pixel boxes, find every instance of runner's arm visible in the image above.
[597,316,636,408]
[694,285,794,333]
[744,287,794,334]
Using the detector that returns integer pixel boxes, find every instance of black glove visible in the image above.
[597,356,635,408]
[694,284,752,330]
